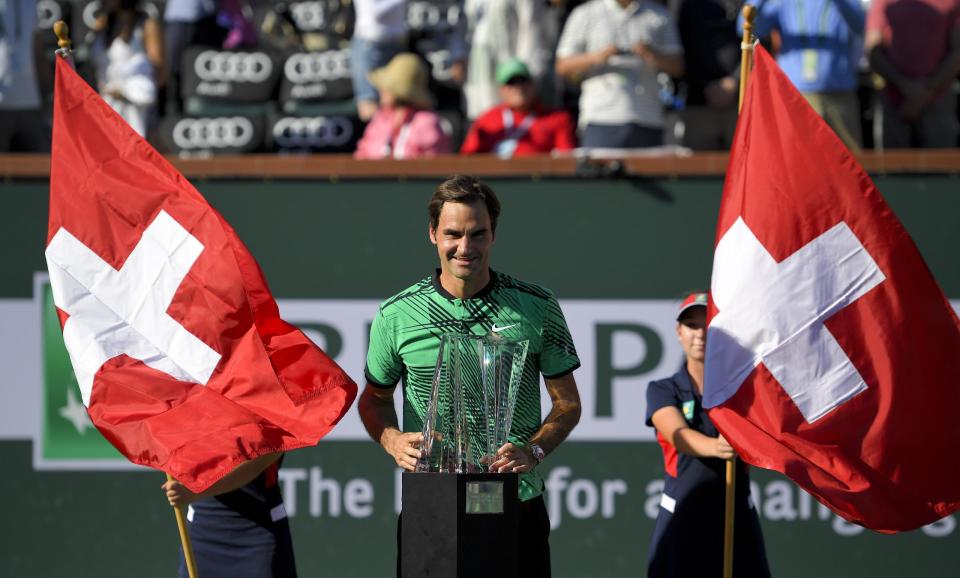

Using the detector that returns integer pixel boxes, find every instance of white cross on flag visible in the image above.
[45,57,357,492]
[703,46,960,532]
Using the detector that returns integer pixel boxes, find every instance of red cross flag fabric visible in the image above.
[703,45,960,533]
[45,57,357,493]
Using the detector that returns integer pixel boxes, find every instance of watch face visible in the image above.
[531,444,545,463]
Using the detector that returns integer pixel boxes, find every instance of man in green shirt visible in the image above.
[359,175,582,577]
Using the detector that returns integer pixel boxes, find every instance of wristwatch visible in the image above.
[528,443,545,464]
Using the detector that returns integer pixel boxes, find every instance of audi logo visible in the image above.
[36,0,63,29]
[273,117,354,148]
[284,49,351,84]
[291,1,326,31]
[82,0,100,28]
[194,50,274,83]
[172,117,256,150]
[407,2,461,30]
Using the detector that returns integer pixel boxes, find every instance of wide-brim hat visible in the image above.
[368,53,435,110]
[677,292,708,321]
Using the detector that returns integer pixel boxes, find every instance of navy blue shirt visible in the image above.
[645,366,771,578]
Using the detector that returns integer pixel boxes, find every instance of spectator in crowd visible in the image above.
[461,58,575,157]
[164,0,218,115]
[866,0,960,148]
[463,0,558,120]
[676,0,740,151]
[91,0,166,137]
[0,0,49,152]
[351,0,409,121]
[354,52,452,158]
[746,0,865,151]
[555,0,684,149]
[217,0,257,50]
[406,0,467,113]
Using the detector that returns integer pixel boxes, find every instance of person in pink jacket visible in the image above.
[354,53,452,159]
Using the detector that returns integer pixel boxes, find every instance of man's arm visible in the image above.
[920,26,960,95]
[491,372,581,473]
[866,29,917,92]
[162,452,282,507]
[358,383,423,470]
[633,44,685,78]
[555,45,618,81]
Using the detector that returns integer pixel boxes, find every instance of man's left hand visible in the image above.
[489,442,536,473]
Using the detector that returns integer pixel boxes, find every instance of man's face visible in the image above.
[676,308,707,363]
[429,200,495,282]
[499,77,536,109]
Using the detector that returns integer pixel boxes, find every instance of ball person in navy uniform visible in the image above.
[646,292,771,578]
[163,453,297,577]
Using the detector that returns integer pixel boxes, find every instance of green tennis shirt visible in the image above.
[365,270,581,501]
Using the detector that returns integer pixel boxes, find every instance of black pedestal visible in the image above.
[401,472,520,578]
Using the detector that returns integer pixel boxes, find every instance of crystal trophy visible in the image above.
[416,333,529,473]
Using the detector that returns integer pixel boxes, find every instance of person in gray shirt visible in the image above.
[555,0,683,149]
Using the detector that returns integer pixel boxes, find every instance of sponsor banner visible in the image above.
[273,444,956,539]
[279,48,354,103]
[30,277,680,467]
[158,114,265,155]
[407,0,462,34]
[254,0,355,37]
[268,114,361,152]
[181,46,282,102]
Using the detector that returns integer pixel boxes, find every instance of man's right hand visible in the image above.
[381,428,424,471]
[595,45,619,67]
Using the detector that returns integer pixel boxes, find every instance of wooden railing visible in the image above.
[4,150,960,180]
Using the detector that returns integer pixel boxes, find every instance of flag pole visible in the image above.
[724,7,757,578]
[51,21,200,578]
[167,473,201,578]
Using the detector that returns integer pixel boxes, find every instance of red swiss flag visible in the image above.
[703,46,960,532]
[45,57,357,492]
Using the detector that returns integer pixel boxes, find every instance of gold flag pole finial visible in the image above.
[53,20,73,57]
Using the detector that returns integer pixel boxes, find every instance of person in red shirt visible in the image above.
[460,59,576,157]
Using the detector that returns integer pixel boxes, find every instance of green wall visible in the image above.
[3,174,958,577]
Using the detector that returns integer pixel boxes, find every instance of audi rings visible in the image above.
[273,117,353,149]
[36,0,63,29]
[172,117,257,150]
[194,50,274,83]
[284,50,351,84]
[291,2,327,32]
[407,2,462,31]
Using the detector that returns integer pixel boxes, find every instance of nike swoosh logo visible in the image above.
[491,323,517,333]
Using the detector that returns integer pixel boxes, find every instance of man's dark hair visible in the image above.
[428,175,502,233]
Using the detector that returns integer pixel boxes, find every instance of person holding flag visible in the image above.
[163,453,297,578]
[45,22,357,578]
[646,292,770,578]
